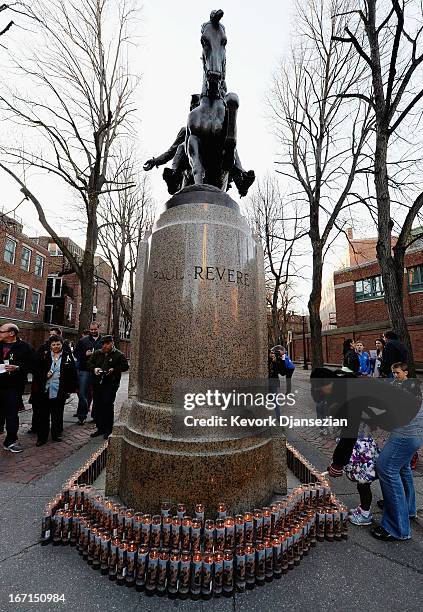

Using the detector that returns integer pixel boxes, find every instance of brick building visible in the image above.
[32,237,113,332]
[292,228,423,368]
[0,213,49,345]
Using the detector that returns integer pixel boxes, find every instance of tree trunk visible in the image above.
[374,132,416,375]
[78,194,99,334]
[308,244,324,369]
[270,287,280,347]
[112,292,121,350]
[78,268,94,334]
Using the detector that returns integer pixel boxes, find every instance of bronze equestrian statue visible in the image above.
[144,10,255,198]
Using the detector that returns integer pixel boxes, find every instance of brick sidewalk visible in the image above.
[0,373,128,484]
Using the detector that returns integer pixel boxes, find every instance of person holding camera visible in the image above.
[269,345,295,393]
[87,335,129,440]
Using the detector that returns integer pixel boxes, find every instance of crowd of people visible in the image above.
[2,322,421,544]
[313,330,422,543]
[341,331,408,378]
[267,333,422,543]
[0,322,128,454]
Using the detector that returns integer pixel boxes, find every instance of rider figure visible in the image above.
[143,94,255,197]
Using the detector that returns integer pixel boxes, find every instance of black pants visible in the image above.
[285,369,294,394]
[37,394,65,442]
[0,387,21,446]
[357,482,372,511]
[93,383,118,435]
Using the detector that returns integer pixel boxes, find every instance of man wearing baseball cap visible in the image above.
[87,335,129,439]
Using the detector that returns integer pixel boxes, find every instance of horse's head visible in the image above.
[201,9,227,99]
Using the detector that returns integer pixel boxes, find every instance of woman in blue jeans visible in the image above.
[373,403,423,541]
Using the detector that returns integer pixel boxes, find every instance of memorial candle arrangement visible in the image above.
[41,442,347,599]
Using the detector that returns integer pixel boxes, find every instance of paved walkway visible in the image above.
[1,370,422,611]
[0,374,129,484]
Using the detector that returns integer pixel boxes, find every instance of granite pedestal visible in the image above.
[106,186,287,513]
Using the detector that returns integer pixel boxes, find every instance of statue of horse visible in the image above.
[186,10,240,191]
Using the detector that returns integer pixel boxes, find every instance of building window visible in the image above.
[355,275,384,301]
[48,243,63,257]
[34,254,44,276]
[47,276,62,297]
[44,304,53,324]
[4,238,17,264]
[20,246,32,271]
[0,280,12,307]
[31,291,41,314]
[408,265,423,293]
[15,286,27,310]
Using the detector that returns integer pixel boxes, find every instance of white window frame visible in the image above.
[48,275,62,298]
[4,237,17,265]
[15,286,27,311]
[31,290,41,314]
[0,279,12,307]
[20,245,32,271]
[34,253,45,277]
[48,243,63,257]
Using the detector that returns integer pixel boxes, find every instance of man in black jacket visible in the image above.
[0,323,35,453]
[73,322,103,424]
[380,330,408,378]
[87,335,129,439]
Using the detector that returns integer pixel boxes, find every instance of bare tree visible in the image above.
[246,175,306,347]
[266,281,299,347]
[0,0,137,332]
[332,0,423,374]
[0,3,15,39]
[97,155,154,348]
[269,0,373,367]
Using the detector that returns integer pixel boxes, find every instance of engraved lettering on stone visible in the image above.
[152,266,250,286]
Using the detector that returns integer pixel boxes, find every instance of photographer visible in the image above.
[269,345,295,393]
[87,335,129,439]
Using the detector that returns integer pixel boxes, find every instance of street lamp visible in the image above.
[302,315,308,370]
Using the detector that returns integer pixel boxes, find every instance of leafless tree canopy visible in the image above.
[332,0,423,373]
[0,3,14,39]
[246,175,306,347]
[269,0,373,367]
[97,150,154,345]
[0,0,138,332]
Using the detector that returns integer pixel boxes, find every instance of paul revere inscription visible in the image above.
[152,265,250,286]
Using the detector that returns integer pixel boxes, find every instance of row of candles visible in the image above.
[40,442,346,598]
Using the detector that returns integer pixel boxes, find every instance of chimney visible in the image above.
[346,227,353,239]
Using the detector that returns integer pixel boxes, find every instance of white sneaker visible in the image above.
[349,506,360,515]
[3,441,24,453]
[349,511,373,526]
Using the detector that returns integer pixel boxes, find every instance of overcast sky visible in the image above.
[0,0,352,307]
[1,1,294,229]
[140,0,293,206]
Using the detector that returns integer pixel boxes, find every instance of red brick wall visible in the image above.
[35,237,112,332]
[0,226,48,324]
[291,318,423,368]
[335,249,423,328]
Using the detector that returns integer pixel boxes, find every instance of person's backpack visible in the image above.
[344,436,380,483]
